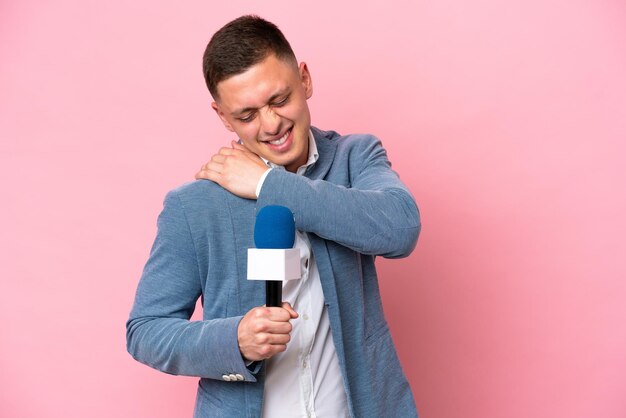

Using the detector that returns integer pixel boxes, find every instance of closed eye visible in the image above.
[235,93,290,123]
[238,113,256,123]
[272,96,289,107]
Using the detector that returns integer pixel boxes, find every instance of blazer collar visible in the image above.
[305,126,338,180]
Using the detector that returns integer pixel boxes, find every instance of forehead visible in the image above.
[215,55,299,110]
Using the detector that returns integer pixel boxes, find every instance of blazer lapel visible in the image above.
[305,127,338,181]
[226,193,266,313]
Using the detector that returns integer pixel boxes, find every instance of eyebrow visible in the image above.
[230,88,291,117]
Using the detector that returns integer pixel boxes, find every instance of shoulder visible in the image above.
[312,126,384,159]
[167,179,227,201]
[312,126,381,149]
[312,126,388,168]
[161,179,230,218]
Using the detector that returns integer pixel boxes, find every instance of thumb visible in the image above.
[281,302,299,319]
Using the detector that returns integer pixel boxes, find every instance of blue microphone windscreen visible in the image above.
[254,205,296,249]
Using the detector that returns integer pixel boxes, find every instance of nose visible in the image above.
[259,106,281,136]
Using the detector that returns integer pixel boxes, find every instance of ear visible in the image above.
[299,62,313,99]
[211,101,235,132]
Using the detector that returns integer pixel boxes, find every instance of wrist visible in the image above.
[255,168,272,198]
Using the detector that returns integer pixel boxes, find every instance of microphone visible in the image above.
[248,205,301,307]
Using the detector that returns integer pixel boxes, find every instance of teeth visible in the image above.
[269,130,289,146]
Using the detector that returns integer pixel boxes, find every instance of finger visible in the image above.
[201,161,223,175]
[281,302,299,319]
[248,315,292,335]
[232,141,263,162]
[218,146,238,156]
[269,333,291,345]
[266,321,293,335]
[196,159,218,179]
[195,164,214,179]
[259,343,287,359]
[195,160,224,180]
[250,318,293,336]
[231,140,247,151]
[195,169,220,181]
[211,154,227,164]
[256,332,291,345]
[265,306,295,322]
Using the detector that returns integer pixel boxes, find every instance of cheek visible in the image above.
[234,123,259,141]
[281,102,309,123]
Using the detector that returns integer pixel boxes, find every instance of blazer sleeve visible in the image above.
[257,135,421,258]
[126,190,258,381]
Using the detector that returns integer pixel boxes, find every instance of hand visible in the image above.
[195,141,268,199]
[237,302,299,362]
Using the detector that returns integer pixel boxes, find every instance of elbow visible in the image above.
[125,317,167,373]
[380,193,421,258]
[403,221,421,257]
[125,317,146,362]
[366,217,420,259]
[125,318,138,359]
[380,222,420,259]
[124,316,191,376]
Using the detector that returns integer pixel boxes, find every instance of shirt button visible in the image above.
[302,360,307,368]
[222,374,231,382]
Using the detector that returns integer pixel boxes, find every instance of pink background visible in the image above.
[2,1,625,417]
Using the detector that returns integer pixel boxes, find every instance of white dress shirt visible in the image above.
[256,131,350,418]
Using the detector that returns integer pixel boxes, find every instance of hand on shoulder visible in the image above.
[195,141,268,199]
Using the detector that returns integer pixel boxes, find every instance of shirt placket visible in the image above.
[297,232,316,418]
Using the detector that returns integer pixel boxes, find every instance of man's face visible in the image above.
[212,54,313,173]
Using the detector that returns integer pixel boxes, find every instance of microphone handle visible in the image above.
[266,281,282,307]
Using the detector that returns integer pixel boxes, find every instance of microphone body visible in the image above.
[266,280,282,308]
[249,205,299,307]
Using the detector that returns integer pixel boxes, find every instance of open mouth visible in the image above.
[268,129,290,146]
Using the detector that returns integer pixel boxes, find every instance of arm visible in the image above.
[258,136,421,258]
[194,135,420,257]
[126,190,255,379]
[126,190,295,379]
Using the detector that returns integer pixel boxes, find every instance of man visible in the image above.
[127,15,420,418]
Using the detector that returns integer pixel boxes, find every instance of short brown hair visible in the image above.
[202,15,297,99]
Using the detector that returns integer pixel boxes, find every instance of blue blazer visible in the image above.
[127,127,421,417]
